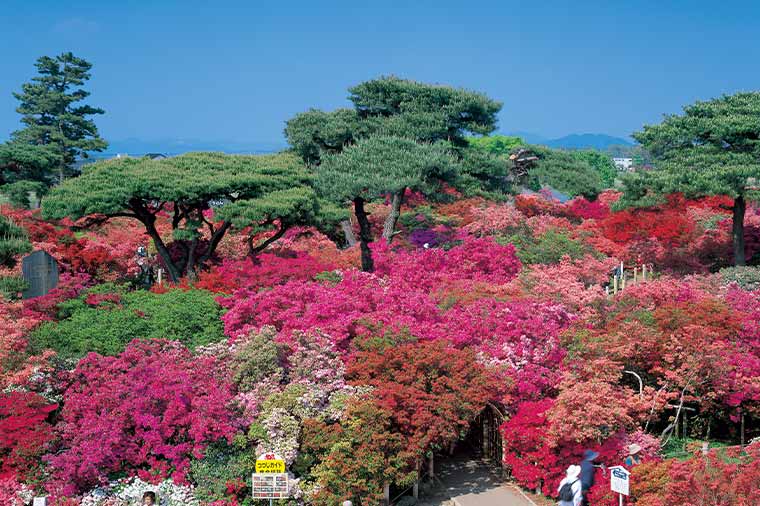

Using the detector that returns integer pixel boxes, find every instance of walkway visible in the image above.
[417,456,535,506]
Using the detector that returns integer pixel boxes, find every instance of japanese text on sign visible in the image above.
[609,466,630,495]
[252,473,289,499]
[255,452,286,473]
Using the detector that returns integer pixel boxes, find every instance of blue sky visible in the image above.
[1,0,758,147]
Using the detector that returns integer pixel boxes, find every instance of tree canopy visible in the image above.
[7,52,107,184]
[42,151,332,281]
[317,136,457,271]
[466,134,525,155]
[526,145,603,198]
[619,92,760,265]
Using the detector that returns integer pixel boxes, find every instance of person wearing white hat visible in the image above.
[557,465,582,506]
[624,443,642,467]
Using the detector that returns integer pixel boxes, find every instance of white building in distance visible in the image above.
[613,157,634,171]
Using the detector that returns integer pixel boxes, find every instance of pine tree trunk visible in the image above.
[381,190,405,243]
[353,197,374,272]
[340,219,357,247]
[733,195,746,266]
[143,217,181,283]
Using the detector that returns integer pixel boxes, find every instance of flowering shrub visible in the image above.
[194,252,334,294]
[76,476,199,506]
[0,477,33,506]
[301,399,417,505]
[0,391,57,481]
[567,196,610,220]
[464,203,524,236]
[630,443,760,505]
[348,338,495,453]
[47,339,237,495]
[373,236,522,290]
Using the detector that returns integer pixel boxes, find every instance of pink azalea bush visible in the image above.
[47,339,237,495]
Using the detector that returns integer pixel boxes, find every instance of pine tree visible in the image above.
[9,52,107,183]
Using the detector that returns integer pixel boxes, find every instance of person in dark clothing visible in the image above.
[579,450,599,506]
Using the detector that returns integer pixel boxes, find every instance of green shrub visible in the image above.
[30,286,226,359]
[719,266,760,291]
[0,215,31,267]
[0,275,28,299]
[499,229,597,265]
[190,438,257,505]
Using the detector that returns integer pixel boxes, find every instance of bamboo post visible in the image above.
[613,275,618,294]
[383,483,390,505]
[157,268,163,286]
[642,264,647,282]
[621,270,626,290]
[634,267,638,284]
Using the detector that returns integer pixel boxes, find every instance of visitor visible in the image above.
[557,465,582,506]
[342,501,353,506]
[579,449,598,506]
[142,491,157,506]
[624,443,642,467]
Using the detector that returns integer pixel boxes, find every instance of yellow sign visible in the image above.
[255,452,286,474]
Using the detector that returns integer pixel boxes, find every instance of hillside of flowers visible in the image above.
[1,182,759,506]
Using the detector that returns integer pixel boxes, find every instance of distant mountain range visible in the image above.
[95,133,633,159]
[101,138,286,157]
[506,132,634,150]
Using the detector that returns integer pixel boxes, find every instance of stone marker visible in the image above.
[21,250,59,299]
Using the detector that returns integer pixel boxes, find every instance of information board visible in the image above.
[252,473,289,499]
[609,465,630,495]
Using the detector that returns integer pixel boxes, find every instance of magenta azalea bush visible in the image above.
[47,339,237,495]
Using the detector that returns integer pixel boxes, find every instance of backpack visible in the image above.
[558,479,577,501]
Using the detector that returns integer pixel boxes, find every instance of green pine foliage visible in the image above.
[527,145,602,198]
[569,149,618,188]
[9,52,107,183]
[317,136,458,203]
[0,214,32,267]
[466,134,525,155]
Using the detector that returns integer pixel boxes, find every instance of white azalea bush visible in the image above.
[79,477,198,506]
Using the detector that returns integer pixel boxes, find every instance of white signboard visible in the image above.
[609,465,630,495]
[33,498,48,506]
[252,472,289,499]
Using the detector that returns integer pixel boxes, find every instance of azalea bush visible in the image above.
[0,391,57,481]
[47,339,237,495]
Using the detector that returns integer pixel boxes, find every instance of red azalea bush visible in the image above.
[628,443,760,505]
[567,196,610,220]
[194,252,334,294]
[0,391,57,481]
[348,339,495,453]
[47,339,237,495]
[514,194,576,220]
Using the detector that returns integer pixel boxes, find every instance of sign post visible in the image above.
[253,452,288,506]
[609,466,630,506]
